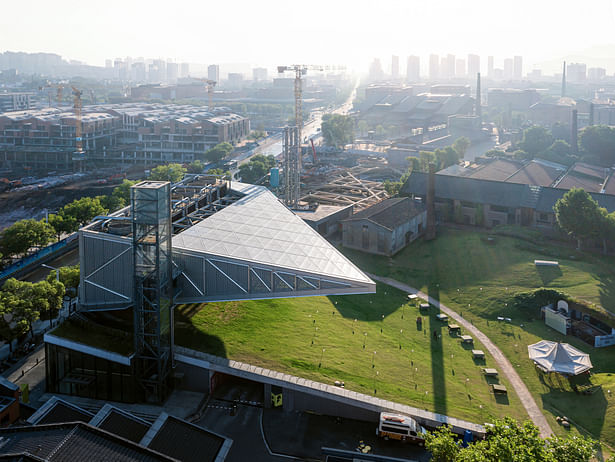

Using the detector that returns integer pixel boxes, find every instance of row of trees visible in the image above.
[501,124,615,167]
[238,155,276,184]
[555,188,615,252]
[426,418,598,462]
[383,137,470,195]
[321,114,354,149]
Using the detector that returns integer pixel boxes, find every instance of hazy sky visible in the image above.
[2,0,615,73]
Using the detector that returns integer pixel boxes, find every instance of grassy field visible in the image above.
[343,227,615,450]
[176,282,528,426]
[175,227,615,450]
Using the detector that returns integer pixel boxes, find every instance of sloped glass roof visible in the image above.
[172,182,373,286]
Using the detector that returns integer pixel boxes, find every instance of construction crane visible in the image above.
[38,82,65,107]
[276,64,344,207]
[195,78,217,110]
[71,86,85,170]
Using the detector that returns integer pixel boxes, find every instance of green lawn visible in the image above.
[176,281,528,427]
[342,227,615,451]
[175,227,615,451]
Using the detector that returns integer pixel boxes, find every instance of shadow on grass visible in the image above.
[535,265,563,285]
[174,303,228,358]
[428,282,447,417]
[494,393,510,405]
[329,282,406,321]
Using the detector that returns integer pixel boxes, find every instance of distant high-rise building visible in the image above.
[487,56,494,78]
[180,62,190,78]
[166,62,178,83]
[227,72,243,88]
[429,54,440,80]
[406,55,420,82]
[368,58,384,81]
[391,55,399,79]
[132,62,146,82]
[513,56,523,80]
[503,58,513,79]
[105,59,112,68]
[455,59,466,78]
[468,54,480,78]
[445,54,456,79]
[208,64,220,83]
[588,67,605,82]
[567,62,586,82]
[527,69,542,80]
[252,67,268,81]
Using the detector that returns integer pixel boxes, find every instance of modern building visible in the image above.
[0,92,33,112]
[166,62,178,83]
[487,56,494,78]
[44,178,375,404]
[342,197,426,256]
[513,56,523,80]
[503,58,513,80]
[180,62,190,78]
[406,55,420,82]
[208,64,220,83]
[252,67,268,81]
[455,59,466,78]
[588,67,606,82]
[429,54,440,80]
[467,54,480,79]
[567,63,587,82]
[391,55,399,79]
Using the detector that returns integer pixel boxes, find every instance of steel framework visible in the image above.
[131,181,173,403]
[283,126,300,208]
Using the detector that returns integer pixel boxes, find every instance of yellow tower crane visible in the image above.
[38,82,65,107]
[196,78,217,110]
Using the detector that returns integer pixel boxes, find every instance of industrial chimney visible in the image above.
[561,61,567,98]
[425,163,436,241]
[571,109,578,154]
[475,72,482,121]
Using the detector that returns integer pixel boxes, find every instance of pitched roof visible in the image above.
[402,171,615,214]
[142,414,228,462]
[0,423,175,462]
[27,397,94,426]
[344,197,424,230]
[90,405,151,444]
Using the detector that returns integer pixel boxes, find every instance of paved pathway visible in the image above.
[368,273,553,437]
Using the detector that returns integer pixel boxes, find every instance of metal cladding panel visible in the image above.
[174,253,205,299]
[80,232,133,309]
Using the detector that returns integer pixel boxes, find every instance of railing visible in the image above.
[0,233,78,282]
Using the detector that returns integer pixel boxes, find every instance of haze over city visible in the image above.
[3,0,615,73]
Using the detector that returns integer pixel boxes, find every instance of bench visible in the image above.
[472,350,485,359]
[436,313,448,321]
[483,368,498,377]
[461,335,473,344]
[492,384,507,394]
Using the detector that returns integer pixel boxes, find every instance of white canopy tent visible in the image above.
[528,340,593,376]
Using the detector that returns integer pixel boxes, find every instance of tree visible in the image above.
[0,219,55,258]
[187,160,205,174]
[59,196,108,228]
[207,168,231,177]
[1,278,40,338]
[519,126,553,156]
[238,155,276,184]
[48,213,77,241]
[203,142,233,163]
[425,418,596,462]
[579,125,615,166]
[554,188,601,250]
[97,194,125,213]
[434,146,460,170]
[149,163,187,183]
[596,208,615,255]
[112,179,138,205]
[452,137,471,159]
[47,265,79,296]
[321,114,354,149]
[357,120,369,137]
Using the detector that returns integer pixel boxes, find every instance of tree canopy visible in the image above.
[321,114,354,149]
[203,142,233,163]
[0,219,55,258]
[452,137,471,159]
[519,126,553,156]
[59,196,108,228]
[149,163,187,183]
[47,264,80,296]
[554,188,602,249]
[579,125,615,166]
[238,155,276,184]
[111,179,138,206]
[425,418,595,462]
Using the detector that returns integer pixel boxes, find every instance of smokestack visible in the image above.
[425,163,436,241]
[561,61,567,98]
[475,72,482,121]
[589,102,594,126]
[571,109,578,154]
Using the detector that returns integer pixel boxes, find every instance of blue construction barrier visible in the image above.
[0,233,78,282]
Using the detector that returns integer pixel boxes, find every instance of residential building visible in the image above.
[0,92,33,112]
[588,67,606,82]
[252,67,268,81]
[406,55,420,82]
[180,62,190,78]
[166,62,178,83]
[503,59,513,79]
[208,64,220,83]
[513,56,523,80]
[429,54,440,80]
[391,55,399,79]
[567,63,587,82]
[342,197,426,256]
[455,59,466,78]
[368,58,385,81]
[487,56,494,78]
[467,54,480,78]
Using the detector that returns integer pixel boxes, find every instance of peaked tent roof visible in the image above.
[528,340,593,375]
[172,182,375,302]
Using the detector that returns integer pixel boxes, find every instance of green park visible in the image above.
[175,227,615,451]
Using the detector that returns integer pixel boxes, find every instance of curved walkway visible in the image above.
[368,273,553,437]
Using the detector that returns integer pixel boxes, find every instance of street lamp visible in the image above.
[41,263,59,281]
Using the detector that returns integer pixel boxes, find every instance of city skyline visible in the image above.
[3,0,615,74]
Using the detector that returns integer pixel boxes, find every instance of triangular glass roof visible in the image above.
[172,182,374,288]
